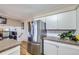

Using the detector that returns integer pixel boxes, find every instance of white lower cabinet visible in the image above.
[44,40,58,55]
[58,44,79,55]
[44,40,79,55]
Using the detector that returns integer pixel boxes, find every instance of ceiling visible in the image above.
[0,4,78,21]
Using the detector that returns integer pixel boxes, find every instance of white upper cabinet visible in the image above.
[35,10,76,30]
[46,10,76,29]
[46,15,58,29]
[57,10,76,29]
[75,7,79,34]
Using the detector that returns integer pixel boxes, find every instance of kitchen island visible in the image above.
[0,39,20,55]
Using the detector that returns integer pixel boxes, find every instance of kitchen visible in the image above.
[0,4,79,55]
[25,4,79,55]
[0,9,24,54]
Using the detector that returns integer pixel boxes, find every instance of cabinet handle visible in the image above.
[56,46,59,48]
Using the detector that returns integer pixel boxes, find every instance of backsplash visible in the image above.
[47,30,75,37]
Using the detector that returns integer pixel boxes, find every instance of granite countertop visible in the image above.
[43,36,79,46]
[0,39,20,53]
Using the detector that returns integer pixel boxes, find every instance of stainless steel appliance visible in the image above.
[27,20,46,55]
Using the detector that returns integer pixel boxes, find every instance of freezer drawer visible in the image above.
[31,43,41,55]
[27,41,31,53]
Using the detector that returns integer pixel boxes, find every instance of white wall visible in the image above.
[19,19,28,41]
[7,18,22,27]
[0,18,22,29]
[0,17,34,41]
[0,18,24,41]
[20,17,33,41]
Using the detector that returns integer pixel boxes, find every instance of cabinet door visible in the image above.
[75,7,79,34]
[44,40,58,55]
[58,44,79,55]
[46,15,57,29]
[57,10,76,29]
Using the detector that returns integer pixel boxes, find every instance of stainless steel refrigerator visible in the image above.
[27,20,46,55]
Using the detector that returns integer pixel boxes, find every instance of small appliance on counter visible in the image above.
[27,20,46,55]
[9,31,17,40]
[9,28,17,40]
